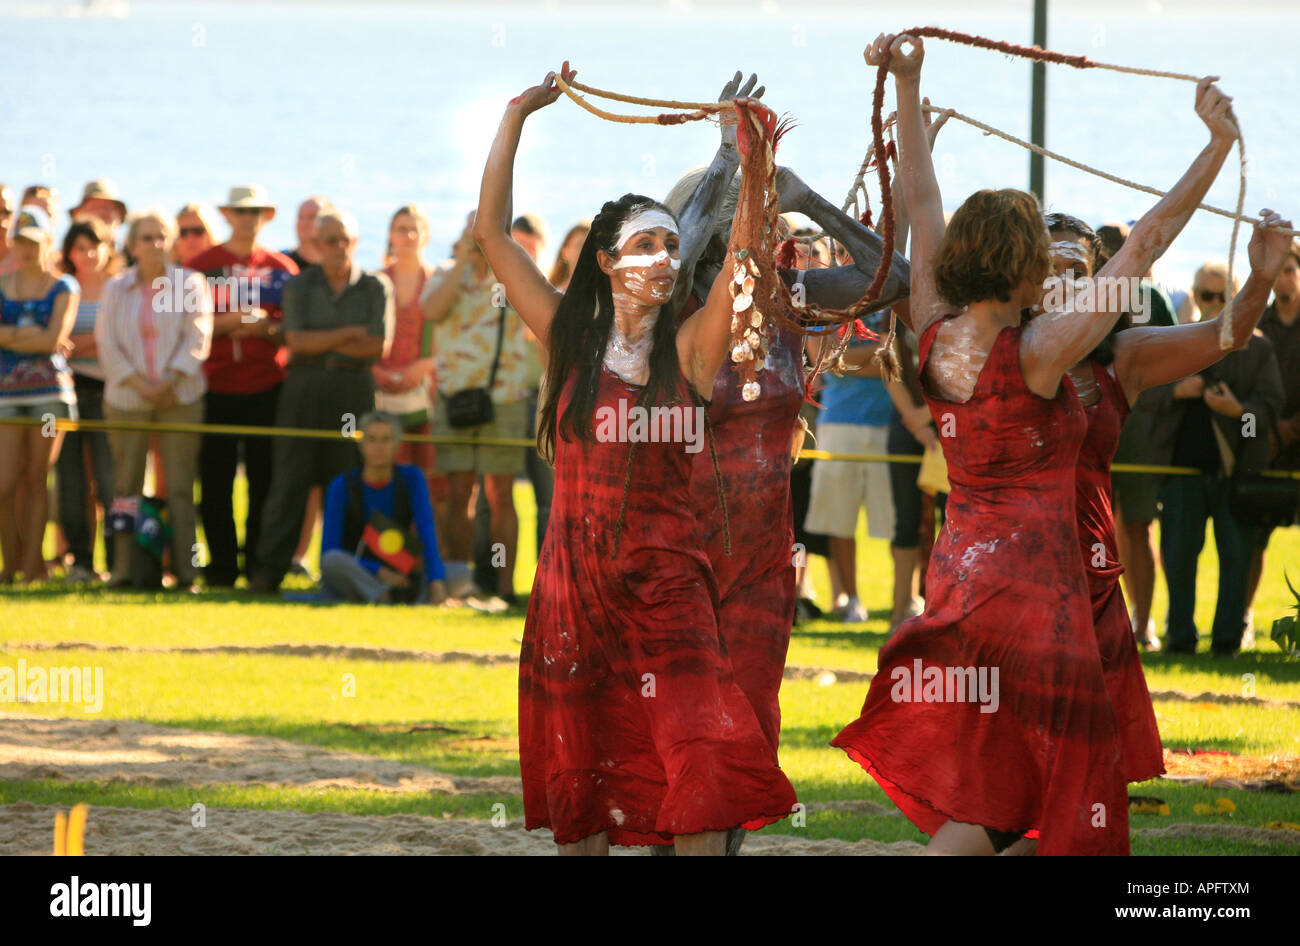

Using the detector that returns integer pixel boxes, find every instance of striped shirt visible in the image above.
[68,298,105,380]
[96,264,213,411]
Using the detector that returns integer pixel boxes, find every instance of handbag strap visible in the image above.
[486,305,506,391]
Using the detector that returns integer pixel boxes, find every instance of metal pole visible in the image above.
[1030,0,1047,201]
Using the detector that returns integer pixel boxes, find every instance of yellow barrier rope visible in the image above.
[4,417,1298,479]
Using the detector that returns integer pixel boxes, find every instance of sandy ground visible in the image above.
[0,802,927,856]
[3,713,1297,854]
[0,714,518,795]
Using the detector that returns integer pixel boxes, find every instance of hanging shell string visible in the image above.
[701,395,732,556]
[610,440,637,561]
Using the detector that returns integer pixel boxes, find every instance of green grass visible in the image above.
[3,479,1299,854]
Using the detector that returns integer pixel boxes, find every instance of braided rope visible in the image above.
[913,106,1282,231]
[554,72,729,125]
[567,78,728,112]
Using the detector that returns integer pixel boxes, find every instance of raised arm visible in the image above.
[777,102,949,321]
[471,69,572,347]
[1098,77,1237,281]
[671,71,764,311]
[676,258,738,396]
[775,168,910,312]
[866,33,944,337]
[1113,212,1293,403]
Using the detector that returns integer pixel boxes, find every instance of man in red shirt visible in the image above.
[189,185,298,587]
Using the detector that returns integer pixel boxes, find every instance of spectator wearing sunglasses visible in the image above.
[172,202,222,266]
[188,185,299,588]
[1146,260,1284,655]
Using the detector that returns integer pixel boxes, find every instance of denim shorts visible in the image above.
[0,399,78,421]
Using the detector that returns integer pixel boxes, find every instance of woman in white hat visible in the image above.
[0,206,79,582]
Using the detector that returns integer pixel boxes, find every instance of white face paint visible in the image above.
[613,218,686,302]
[611,250,681,271]
[1050,240,1090,264]
[615,209,678,252]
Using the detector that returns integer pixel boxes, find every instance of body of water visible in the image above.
[2,0,1296,293]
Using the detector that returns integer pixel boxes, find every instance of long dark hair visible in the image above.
[537,194,684,465]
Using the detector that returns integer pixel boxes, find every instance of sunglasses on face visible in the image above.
[1197,289,1226,303]
[178,227,207,239]
[231,207,263,217]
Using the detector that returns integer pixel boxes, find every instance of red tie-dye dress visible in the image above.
[1075,360,1164,790]
[518,365,797,847]
[690,323,805,754]
[832,316,1128,855]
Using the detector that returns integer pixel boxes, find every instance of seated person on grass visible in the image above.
[317,410,447,604]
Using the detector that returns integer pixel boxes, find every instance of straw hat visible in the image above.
[220,185,275,211]
[70,178,127,221]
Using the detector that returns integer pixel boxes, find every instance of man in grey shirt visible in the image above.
[251,209,394,593]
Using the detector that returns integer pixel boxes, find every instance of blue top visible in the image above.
[816,313,891,427]
[322,463,447,584]
[0,274,79,404]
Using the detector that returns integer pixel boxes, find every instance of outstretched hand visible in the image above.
[1194,76,1238,143]
[1247,208,1294,277]
[509,63,578,117]
[719,71,765,150]
[866,33,923,80]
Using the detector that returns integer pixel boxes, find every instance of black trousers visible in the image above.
[55,374,115,571]
[198,384,281,586]
[255,366,372,589]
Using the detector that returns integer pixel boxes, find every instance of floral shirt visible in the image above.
[424,261,530,405]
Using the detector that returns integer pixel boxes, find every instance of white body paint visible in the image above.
[604,297,657,387]
[926,314,991,404]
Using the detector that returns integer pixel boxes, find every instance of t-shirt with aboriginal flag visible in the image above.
[189,245,298,395]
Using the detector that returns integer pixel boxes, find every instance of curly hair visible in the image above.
[933,189,1051,308]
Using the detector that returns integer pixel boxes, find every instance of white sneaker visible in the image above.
[842,596,868,624]
[443,561,475,598]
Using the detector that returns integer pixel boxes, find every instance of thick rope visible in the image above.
[876,27,1257,347]
[913,106,1283,231]
[554,72,729,125]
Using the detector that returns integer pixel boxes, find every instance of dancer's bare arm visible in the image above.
[472,68,574,347]
[867,33,943,337]
[1113,212,1292,402]
[677,263,738,396]
[672,71,764,311]
[1097,77,1238,282]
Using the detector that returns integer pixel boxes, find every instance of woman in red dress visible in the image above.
[474,68,795,855]
[832,33,1145,855]
[1050,208,1292,842]
[662,152,914,853]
